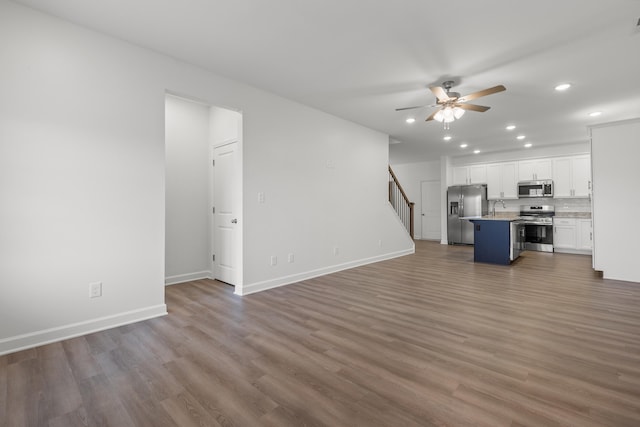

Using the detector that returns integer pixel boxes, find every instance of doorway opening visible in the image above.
[420,180,441,240]
[164,93,243,293]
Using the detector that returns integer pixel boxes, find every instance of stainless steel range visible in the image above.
[519,205,554,252]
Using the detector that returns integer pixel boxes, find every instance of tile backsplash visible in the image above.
[492,197,591,213]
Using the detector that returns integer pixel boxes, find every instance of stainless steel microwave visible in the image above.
[517,180,553,198]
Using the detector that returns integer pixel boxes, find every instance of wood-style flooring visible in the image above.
[2,241,640,426]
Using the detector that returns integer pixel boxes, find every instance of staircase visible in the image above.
[388,166,414,239]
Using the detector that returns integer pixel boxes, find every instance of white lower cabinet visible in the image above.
[577,219,593,250]
[553,217,592,254]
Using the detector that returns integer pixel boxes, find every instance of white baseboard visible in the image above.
[165,270,212,286]
[238,248,415,296]
[0,304,167,356]
[554,248,592,255]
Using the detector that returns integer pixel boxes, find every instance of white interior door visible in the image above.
[421,180,441,240]
[213,141,239,285]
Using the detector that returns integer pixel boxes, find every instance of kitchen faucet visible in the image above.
[492,199,506,216]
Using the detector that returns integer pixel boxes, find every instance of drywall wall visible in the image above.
[591,119,640,283]
[165,95,211,284]
[0,2,413,353]
[239,97,414,295]
[0,2,169,354]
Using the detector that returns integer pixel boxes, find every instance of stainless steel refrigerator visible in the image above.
[447,184,488,244]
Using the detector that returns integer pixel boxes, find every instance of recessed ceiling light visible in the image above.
[505,125,516,131]
[555,83,571,91]
[443,135,452,141]
[517,135,526,140]
[405,117,416,124]
[589,111,602,117]
[524,143,532,148]
[473,149,481,154]
[460,143,468,148]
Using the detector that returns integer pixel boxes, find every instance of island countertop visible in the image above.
[461,214,520,221]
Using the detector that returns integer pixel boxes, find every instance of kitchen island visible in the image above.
[468,215,523,265]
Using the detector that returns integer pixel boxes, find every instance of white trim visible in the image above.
[553,248,592,255]
[0,304,167,356]
[165,271,212,286]
[237,248,415,296]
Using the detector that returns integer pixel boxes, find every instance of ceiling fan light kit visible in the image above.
[397,80,506,129]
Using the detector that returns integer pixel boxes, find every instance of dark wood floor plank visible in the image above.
[4,359,48,427]
[2,241,640,426]
[160,390,223,427]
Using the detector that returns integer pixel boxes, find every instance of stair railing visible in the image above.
[388,166,414,239]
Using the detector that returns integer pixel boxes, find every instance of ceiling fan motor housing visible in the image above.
[440,80,459,102]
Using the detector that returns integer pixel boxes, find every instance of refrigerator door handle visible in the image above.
[459,195,464,218]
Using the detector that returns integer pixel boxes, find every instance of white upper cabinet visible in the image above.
[571,155,591,197]
[553,155,591,198]
[486,162,518,199]
[452,166,468,185]
[518,159,553,181]
[469,164,487,184]
[453,165,487,185]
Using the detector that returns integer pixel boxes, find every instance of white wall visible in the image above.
[389,161,441,240]
[240,97,414,294]
[165,95,211,284]
[0,2,413,354]
[591,119,640,283]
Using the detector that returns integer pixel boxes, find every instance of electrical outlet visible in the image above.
[270,255,277,266]
[378,239,382,247]
[258,192,265,203]
[89,282,102,298]
[333,246,339,256]
[287,253,294,263]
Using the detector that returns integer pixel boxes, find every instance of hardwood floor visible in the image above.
[2,240,640,426]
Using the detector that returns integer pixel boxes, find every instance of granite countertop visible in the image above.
[467,214,521,221]
[463,212,592,221]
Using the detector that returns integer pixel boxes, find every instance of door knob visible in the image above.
[231,219,238,224]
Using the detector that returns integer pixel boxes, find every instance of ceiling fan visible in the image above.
[396,80,506,128]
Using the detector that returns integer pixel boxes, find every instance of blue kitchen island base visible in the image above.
[470,219,518,265]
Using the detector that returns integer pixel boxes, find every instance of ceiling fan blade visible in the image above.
[456,103,490,112]
[395,105,428,111]
[430,86,451,102]
[457,85,506,103]
[425,110,440,121]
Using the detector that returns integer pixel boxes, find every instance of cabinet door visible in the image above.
[553,157,573,197]
[452,166,469,185]
[577,219,593,250]
[485,164,502,199]
[519,159,553,181]
[572,156,591,198]
[501,162,518,199]
[535,160,553,180]
[469,164,487,184]
[553,218,577,249]
[518,161,536,181]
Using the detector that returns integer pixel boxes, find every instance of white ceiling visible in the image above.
[13,0,640,164]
